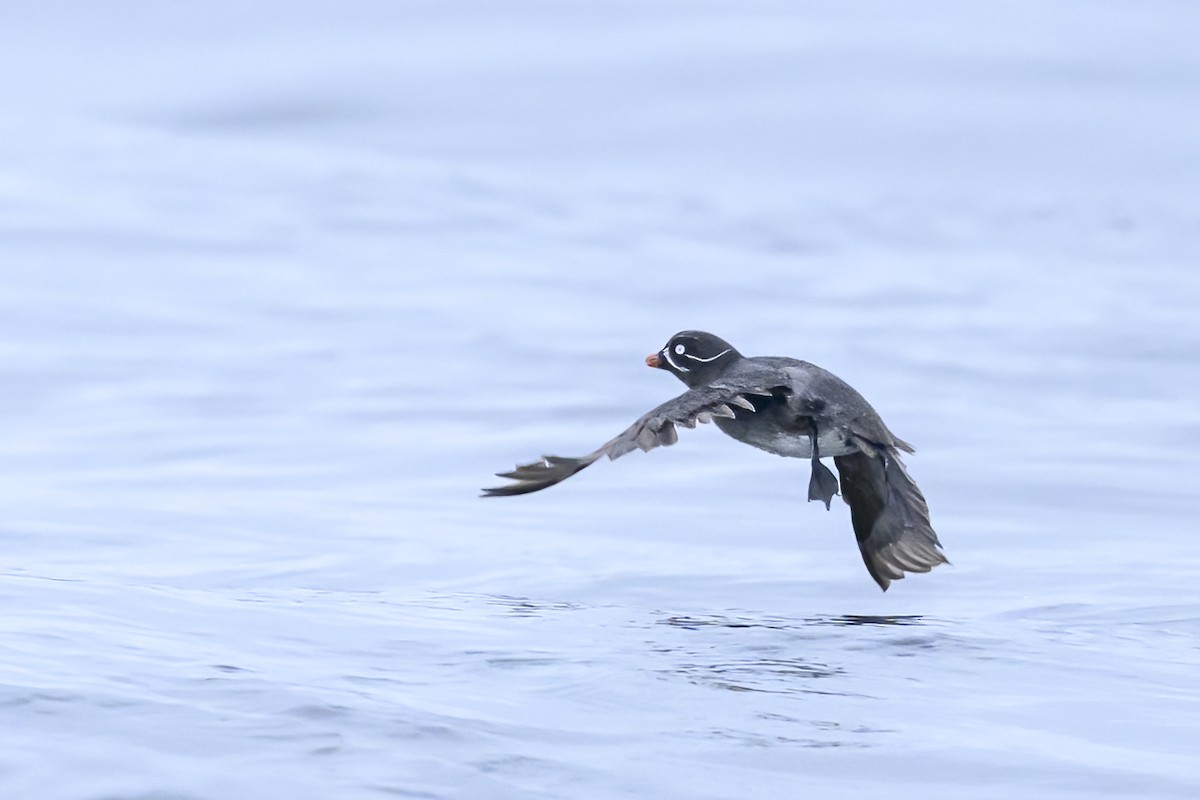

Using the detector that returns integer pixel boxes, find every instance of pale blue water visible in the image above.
[2,2,1199,798]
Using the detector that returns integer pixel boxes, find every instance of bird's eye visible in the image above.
[674,344,686,355]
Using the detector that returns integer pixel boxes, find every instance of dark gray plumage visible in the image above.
[484,331,947,590]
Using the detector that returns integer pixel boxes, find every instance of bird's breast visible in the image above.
[714,415,857,458]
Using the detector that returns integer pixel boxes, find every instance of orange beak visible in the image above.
[645,352,662,368]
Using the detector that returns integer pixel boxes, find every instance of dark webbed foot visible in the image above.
[808,461,839,509]
[807,418,839,509]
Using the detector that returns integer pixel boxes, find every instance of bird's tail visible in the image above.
[833,447,947,591]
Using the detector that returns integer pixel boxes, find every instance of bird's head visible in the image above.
[646,330,742,388]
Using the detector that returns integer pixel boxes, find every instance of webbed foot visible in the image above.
[808,460,840,509]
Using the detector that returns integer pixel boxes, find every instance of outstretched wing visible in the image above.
[834,445,947,591]
[482,385,772,497]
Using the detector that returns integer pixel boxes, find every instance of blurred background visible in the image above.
[1,2,1198,798]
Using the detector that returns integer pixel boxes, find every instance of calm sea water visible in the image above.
[2,2,1198,798]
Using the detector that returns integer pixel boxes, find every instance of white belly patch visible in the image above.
[752,430,856,459]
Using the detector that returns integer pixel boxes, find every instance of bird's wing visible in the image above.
[482,383,777,497]
[834,446,947,591]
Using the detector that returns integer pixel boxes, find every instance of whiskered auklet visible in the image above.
[484,331,947,590]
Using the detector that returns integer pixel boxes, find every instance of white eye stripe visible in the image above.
[662,347,690,372]
[682,348,732,364]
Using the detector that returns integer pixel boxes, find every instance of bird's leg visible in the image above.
[807,418,839,510]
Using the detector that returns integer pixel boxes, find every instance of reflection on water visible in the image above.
[689,722,881,749]
[485,594,583,617]
[659,613,928,629]
[822,614,926,627]
[669,657,848,695]
[660,614,794,630]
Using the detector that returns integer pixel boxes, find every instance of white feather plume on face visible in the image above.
[655,331,740,386]
[662,341,732,373]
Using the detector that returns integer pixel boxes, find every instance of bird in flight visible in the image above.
[484,331,947,590]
